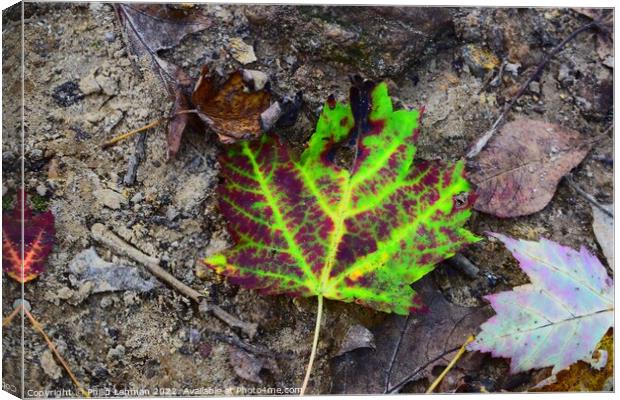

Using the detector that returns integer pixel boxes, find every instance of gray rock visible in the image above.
[79,73,102,95]
[95,75,119,96]
[69,247,158,295]
[13,299,31,312]
[40,350,62,380]
[36,184,47,196]
[528,81,541,94]
[242,69,269,91]
[130,192,144,204]
[107,344,125,360]
[94,188,126,210]
[104,32,116,42]
[558,64,572,85]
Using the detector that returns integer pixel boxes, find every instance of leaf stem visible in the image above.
[425,335,475,393]
[300,295,323,396]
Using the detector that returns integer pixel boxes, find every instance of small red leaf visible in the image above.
[2,192,55,283]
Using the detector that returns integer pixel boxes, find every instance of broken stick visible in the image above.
[90,223,258,338]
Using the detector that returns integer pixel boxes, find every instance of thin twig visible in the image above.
[466,21,601,159]
[13,306,90,397]
[90,223,258,338]
[2,304,22,327]
[101,119,162,149]
[426,335,475,393]
[564,175,613,218]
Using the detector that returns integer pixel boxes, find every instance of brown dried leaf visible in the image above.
[192,66,271,144]
[534,330,613,392]
[468,118,590,218]
[330,280,492,394]
[116,4,211,55]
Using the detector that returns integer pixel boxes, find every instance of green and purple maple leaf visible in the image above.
[203,78,479,314]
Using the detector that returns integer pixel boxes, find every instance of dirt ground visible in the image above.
[2,3,613,396]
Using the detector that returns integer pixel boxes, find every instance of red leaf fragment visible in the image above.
[2,192,55,283]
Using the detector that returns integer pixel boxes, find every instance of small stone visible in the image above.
[528,81,541,94]
[174,172,214,213]
[95,75,119,96]
[107,345,125,360]
[89,2,103,12]
[504,62,521,76]
[104,32,116,42]
[558,64,572,85]
[40,350,62,380]
[229,37,257,65]
[94,188,126,210]
[242,69,269,91]
[36,184,47,196]
[79,73,101,95]
[188,328,202,345]
[130,192,144,204]
[100,297,113,308]
[69,247,158,294]
[166,206,179,221]
[575,96,592,112]
[13,299,31,312]
[55,287,74,300]
[461,44,500,78]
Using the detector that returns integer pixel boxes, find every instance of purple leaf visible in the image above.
[468,233,613,375]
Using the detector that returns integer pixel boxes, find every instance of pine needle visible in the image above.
[426,335,475,393]
[101,119,162,149]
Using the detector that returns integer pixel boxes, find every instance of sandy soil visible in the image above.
[2,3,612,396]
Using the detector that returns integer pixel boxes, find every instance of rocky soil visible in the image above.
[2,3,613,396]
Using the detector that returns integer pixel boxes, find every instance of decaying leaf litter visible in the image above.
[2,3,613,395]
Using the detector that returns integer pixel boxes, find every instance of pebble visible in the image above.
[188,328,202,345]
[79,73,101,95]
[104,32,116,42]
[36,184,47,196]
[13,299,31,312]
[95,75,119,96]
[242,69,269,91]
[504,62,520,76]
[166,206,179,221]
[557,64,572,85]
[40,350,62,380]
[94,188,126,210]
[100,296,113,308]
[229,37,257,65]
[130,192,144,204]
[528,81,541,94]
[107,345,125,360]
